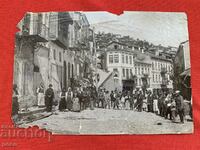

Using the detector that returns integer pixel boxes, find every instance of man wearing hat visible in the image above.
[45,84,55,112]
[174,90,185,123]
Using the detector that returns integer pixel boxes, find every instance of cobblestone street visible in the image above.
[20,108,193,134]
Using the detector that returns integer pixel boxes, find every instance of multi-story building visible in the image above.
[14,11,94,108]
[134,52,152,89]
[66,12,94,88]
[149,53,173,90]
[98,40,173,92]
[14,12,50,107]
[174,40,191,100]
[106,41,133,91]
[104,41,152,91]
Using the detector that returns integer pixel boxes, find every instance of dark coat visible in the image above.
[175,95,184,111]
[45,88,54,106]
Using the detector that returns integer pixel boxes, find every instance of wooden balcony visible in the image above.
[21,14,48,42]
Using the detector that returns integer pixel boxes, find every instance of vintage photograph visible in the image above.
[12,11,192,134]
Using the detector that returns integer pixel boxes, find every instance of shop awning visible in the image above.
[180,68,191,77]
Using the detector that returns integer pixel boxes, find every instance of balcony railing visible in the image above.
[21,14,48,42]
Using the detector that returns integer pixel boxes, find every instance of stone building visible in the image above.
[174,40,191,100]
[98,40,173,92]
[148,53,173,90]
[103,41,152,92]
[13,11,95,108]
[14,12,50,107]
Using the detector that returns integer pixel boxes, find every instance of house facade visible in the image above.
[105,41,152,92]
[150,54,173,90]
[14,12,95,108]
[100,41,173,92]
[174,40,191,100]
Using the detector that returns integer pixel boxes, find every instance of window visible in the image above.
[53,49,56,60]
[59,52,62,62]
[109,55,113,63]
[159,63,161,71]
[114,54,119,63]
[141,68,144,74]
[113,68,118,72]
[126,69,129,78]
[153,74,155,82]
[68,62,71,78]
[122,54,125,63]
[123,68,125,77]
[129,56,132,64]
[114,45,118,49]
[138,68,140,75]
[152,62,154,70]
[135,67,137,75]
[72,64,74,77]
[126,55,128,64]
[156,74,157,82]
[130,69,132,77]
[156,62,158,70]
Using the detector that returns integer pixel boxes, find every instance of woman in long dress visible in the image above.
[66,87,73,111]
[37,84,45,108]
[125,92,131,110]
[120,94,125,110]
[59,88,67,111]
[72,91,80,112]
[153,94,159,114]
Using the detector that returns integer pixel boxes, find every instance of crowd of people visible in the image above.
[12,83,192,124]
[95,87,192,124]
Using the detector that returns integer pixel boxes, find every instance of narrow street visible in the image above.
[20,108,193,134]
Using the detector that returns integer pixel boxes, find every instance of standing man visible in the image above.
[45,84,54,112]
[137,90,144,112]
[90,85,97,110]
[147,90,153,112]
[174,90,185,123]
[113,89,119,109]
[110,91,115,108]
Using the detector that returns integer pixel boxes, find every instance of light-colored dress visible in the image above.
[37,87,45,107]
[72,97,80,112]
[153,99,159,113]
[66,92,73,110]
[125,96,130,110]
[143,98,148,111]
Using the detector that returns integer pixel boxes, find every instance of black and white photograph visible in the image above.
[12,11,192,134]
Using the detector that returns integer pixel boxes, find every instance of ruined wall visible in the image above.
[14,40,36,109]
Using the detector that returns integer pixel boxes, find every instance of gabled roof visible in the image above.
[97,69,113,88]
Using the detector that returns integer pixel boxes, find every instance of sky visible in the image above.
[83,11,189,47]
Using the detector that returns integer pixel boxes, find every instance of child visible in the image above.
[171,99,176,122]
[72,91,80,112]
